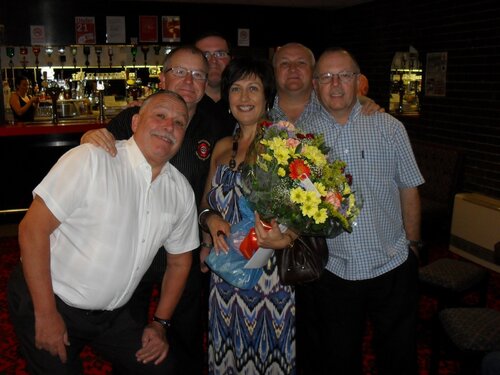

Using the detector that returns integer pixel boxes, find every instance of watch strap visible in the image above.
[152,315,171,330]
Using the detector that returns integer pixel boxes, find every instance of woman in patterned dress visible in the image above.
[199,56,297,375]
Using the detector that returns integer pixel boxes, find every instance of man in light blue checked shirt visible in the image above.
[300,47,424,375]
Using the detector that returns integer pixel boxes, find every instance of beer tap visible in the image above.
[32,46,41,69]
[108,46,113,68]
[83,46,91,68]
[131,45,137,68]
[71,46,78,68]
[58,46,66,72]
[141,45,149,67]
[19,47,28,69]
[46,81,62,124]
[153,45,161,67]
[95,46,102,69]
[6,47,15,68]
[45,46,54,68]
[6,47,15,88]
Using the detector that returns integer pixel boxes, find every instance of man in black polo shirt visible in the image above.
[81,45,234,375]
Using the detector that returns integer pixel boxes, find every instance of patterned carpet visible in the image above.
[1,235,499,375]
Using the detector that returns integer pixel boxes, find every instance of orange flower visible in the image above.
[289,159,311,180]
[325,191,343,209]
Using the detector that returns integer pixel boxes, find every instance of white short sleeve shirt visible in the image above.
[34,138,199,310]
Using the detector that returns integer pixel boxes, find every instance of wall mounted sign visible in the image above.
[139,16,158,43]
[106,16,126,44]
[237,28,250,47]
[30,25,46,45]
[75,17,96,44]
[162,16,180,43]
[425,52,447,97]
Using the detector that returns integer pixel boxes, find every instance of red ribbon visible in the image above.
[239,221,272,259]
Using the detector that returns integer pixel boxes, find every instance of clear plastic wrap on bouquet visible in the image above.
[204,198,264,289]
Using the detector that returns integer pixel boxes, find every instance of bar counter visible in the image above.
[0,120,106,218]
[0,120,105,137]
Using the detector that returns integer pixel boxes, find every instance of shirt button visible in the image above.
[344,149,349,154]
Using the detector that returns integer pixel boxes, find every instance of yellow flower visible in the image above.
[303,190,321,206]
[261,153,273,162]
[290,187,306,204]
[256,158,268,172]
[277,167,286,177]
[314,182,327,196]
[313,208,328,224]
[274,146,291,165]
[302,145,327,167]
[301,201,318,217]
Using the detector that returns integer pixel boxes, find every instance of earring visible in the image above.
[228,108,231,114]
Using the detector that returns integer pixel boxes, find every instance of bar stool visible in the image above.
[430,307,500,374]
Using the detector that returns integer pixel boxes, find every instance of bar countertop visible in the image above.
[0,120,106,137]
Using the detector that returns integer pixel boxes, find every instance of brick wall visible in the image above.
[322,0,500,198]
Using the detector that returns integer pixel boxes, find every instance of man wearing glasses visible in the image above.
[301,47,424,375]
[195,31,235,137]
[81,45,230,374]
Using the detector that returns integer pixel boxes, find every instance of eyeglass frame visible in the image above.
[164,66,208,81]
[203,50,231,60]
[314,71,360,85]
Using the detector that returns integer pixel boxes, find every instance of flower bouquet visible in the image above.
[241,120,361,238]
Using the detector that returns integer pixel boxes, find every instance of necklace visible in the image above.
[229,127,241,170]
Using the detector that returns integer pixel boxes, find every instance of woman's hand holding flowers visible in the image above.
[254,212,296,250]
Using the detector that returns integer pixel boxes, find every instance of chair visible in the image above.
[430,307,500,375]
[412,140,463,241]
[419,257,490,310]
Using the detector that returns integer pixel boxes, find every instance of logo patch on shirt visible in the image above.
[196,140,211,160]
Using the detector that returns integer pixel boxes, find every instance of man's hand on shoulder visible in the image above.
[127,99,144,108]
[359,95,385,115]
[80,128,118,156]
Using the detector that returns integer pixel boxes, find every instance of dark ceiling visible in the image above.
[129,0,373,9]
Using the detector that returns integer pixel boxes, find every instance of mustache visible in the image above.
[330,89,344,96]
[152,131,177,145]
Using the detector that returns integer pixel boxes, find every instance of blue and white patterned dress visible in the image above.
[207,164,295,375]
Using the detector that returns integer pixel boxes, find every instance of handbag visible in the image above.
[276,235,329,285]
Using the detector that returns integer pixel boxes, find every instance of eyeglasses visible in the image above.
[203,51,230,60]
[165,66,208,81]
[315,71,359,84]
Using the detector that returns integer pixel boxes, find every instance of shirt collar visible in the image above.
[125,137,172,178]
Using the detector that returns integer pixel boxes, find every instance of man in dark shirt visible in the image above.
[195,31,235,137]
[81,45,233,375]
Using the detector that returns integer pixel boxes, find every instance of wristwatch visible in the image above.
[408,240,424,250]
[152,315,171,331]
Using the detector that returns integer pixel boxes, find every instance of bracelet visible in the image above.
[283,232,295,249]
[198,208,222,233]
[152,315,171,331]
[200,242,213,249]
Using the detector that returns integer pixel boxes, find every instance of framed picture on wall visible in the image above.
[162,16,180,43]
[139,16,158,43]
[425,52,447,97]
[75,17,96,44]
[106,16,125,44]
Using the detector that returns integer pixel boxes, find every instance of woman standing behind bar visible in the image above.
[199,57,297,374]
[9,76,39,122]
